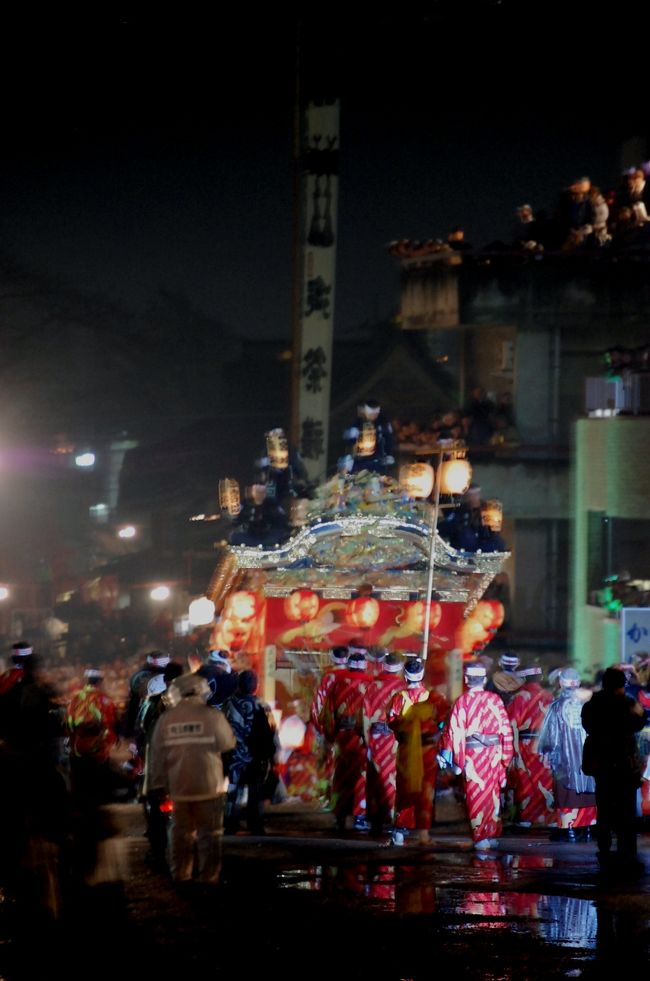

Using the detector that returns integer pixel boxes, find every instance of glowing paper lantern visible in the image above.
[487,600,505,629]
[456,617,490,655]
[481,499,503,532]
[440,457,472,495]
[284,589,319,623]
[266,429,289,470]
[355,422,377,458]
[225,590,259,622]
[213,616,252,652]
[219,478,241,516]
[399,463,435,500]
[347,596,380,629]
[473,600,499,630]
[188,596,216,626]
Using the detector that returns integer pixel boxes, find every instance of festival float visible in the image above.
[203,460,509,714]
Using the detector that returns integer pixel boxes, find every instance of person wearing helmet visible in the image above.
[122,650,171,739]
[388,656,450,846]
[537,668,596,842]
[440,662,514,851]
[148,671,236,889]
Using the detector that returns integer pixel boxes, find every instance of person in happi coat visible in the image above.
[309,645,349,806]
[506,666,554,827]
[388,656,449,845]
[362,652,405,835]
[440,662,513,851]
[321,650,372,831]
[537,667,596,841]
[486,651,523,708]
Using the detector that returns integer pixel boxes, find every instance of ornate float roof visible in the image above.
[208,513,508,615]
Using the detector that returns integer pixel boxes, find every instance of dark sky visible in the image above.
[0,6,645,340]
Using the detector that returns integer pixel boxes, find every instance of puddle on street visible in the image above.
[276,860,606,950]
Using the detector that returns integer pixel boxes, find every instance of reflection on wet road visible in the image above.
[275,845,650,972]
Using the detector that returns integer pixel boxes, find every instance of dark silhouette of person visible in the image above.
[581,666,645,873]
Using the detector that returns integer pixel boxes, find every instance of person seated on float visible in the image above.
[229,483,289,548]
[343,398,395,475]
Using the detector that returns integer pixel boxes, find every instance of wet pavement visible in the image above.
[1,793,649,979]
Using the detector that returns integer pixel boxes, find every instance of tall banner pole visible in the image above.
[291,97,340,483]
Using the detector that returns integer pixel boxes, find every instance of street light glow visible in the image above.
[118,525,137,539]
[150,585,170,601]
[75,452,96,468]
[188,596,215,625]
[0,586,9,601]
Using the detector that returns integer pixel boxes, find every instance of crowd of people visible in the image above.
[297,644,650,864]
[1,635,648,926]
[398,164,650,260]
[0,641,279,923]
[393,388,520,454]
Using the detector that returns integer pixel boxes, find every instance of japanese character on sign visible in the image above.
[301,346,327,393]
[305,276,331,318]
[301,417,324,460]
[626,622,649,645]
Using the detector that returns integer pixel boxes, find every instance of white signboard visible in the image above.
[620,607,650,663]
[296,99,339,482]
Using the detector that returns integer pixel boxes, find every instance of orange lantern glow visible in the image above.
[440,457,472,495]
[355,422,377,458]
[224,590,259,622]
[481,499,503,532]
[219,478,241,516]
[212,616,253,652]
[409,600,441,633]
[266,429,289,470]
[487,600,505,629]
[399,463,435,500]
[473,600,498,630]
[456,617,490,655]
[346,596,380,629]
[283,589,320,623]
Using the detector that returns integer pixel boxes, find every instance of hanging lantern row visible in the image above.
[399,455,472,500]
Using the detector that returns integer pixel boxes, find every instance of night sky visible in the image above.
[0,6,645,341]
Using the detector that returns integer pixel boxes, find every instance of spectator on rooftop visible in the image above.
[557,176,594,250]
[511,204,542,251]
[618,168,650,225]
[585,185,611,247]
[447,226,472,252]
[464,387,495,446]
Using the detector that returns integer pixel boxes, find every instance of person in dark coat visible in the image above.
[581,667,645,871]
[194,650,239,709]
[223,670,278,835]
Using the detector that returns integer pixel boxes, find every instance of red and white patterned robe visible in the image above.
[441,688,514,842]
[321,668,371,822]
[388,684,449,831]
[362,671,405,828]
[507,682,554,825]
[309,665,346,804]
